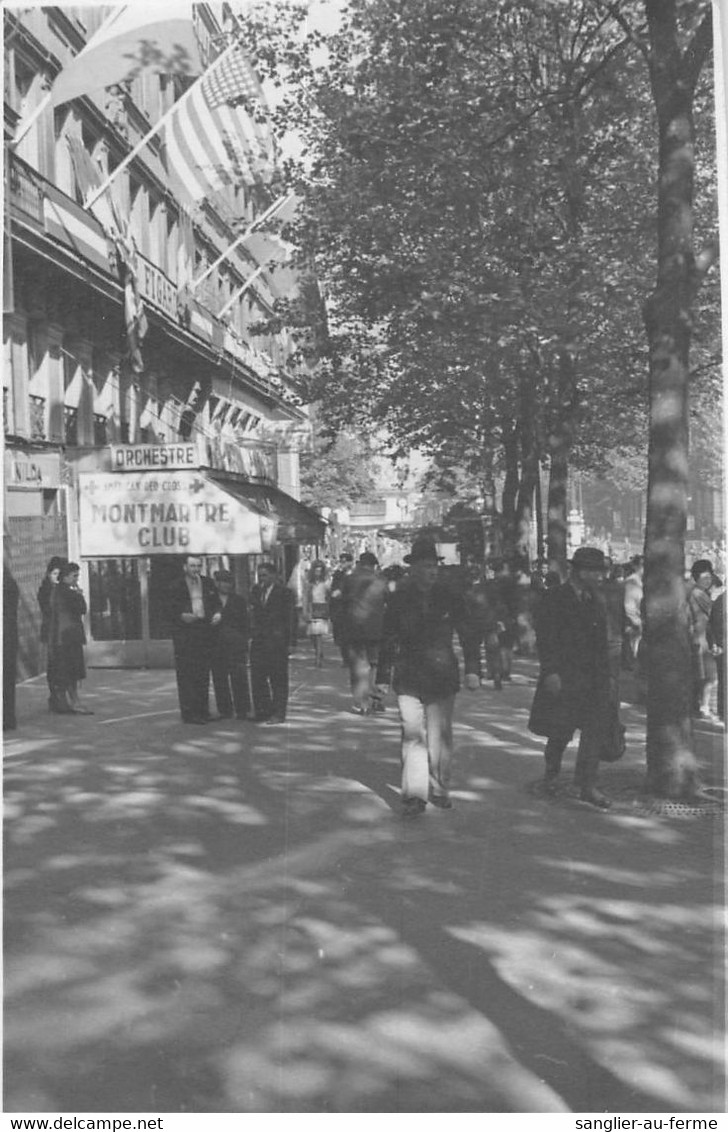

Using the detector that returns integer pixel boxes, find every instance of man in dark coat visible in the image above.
[211,570,251,720]
[377,537,480,816]
[167,554,222,723]
[528,545,613,808]
[249,561,294,724]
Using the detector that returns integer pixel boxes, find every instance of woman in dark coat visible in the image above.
[49,562,93,714]
[38,556,70,712]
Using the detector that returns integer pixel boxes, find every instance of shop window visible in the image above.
[88,559,142,641]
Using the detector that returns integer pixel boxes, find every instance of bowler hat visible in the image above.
[404,537,440,565]
[570,546,607,571]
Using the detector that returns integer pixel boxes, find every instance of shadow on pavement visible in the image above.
[3,657,725,1112]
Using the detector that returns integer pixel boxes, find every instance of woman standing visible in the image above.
[49,562,93,714]
[37,556,71,713]
[303,560,330,668]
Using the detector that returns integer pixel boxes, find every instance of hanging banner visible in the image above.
[78,471,263,556]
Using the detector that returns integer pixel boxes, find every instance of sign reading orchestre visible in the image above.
[78,471,263,556]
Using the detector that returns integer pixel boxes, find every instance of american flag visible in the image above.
[164,46,275,204]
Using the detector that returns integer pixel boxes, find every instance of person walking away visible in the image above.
[528,546,613,808]
[303,560,331,668]
[168,555,222,723]
[249,561,294,724]
[329,552,354,665]
[37,556,72,712]
[462,559,507,691]
[211,570,251,720]
[687,559,720,723]
[341,551,388,714]
[708,583,725,724]
[49,562,93,714]
[377,537,479,816]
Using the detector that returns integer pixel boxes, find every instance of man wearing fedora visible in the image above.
[528,545,613,808]
[377,536,479,816]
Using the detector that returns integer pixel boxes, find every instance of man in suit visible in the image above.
[211,569,251,720]
[168,554,222,723]
[528,545,613,808]
[249,561,294,725]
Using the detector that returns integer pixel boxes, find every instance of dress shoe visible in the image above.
[263,716,285,725]
[428,792,452,810]
[402,797,427,818]
[72,706,95,715]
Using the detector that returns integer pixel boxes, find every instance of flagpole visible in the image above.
[12,7,129,149]
[218,262,267,317]
[190,191,294,292]
[85,39,238,209]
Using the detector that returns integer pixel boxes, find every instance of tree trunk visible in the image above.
[515,455,539,564]
[546,433,569,566]
[641,1,712,798]
[500,420,519,559]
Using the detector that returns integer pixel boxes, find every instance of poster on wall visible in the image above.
[78,471,263,556]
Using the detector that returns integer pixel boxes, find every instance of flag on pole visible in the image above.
[66,135,122,240]
[164,46,275,204]
[51,2,203,108]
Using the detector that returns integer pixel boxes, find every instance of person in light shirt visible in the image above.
[168,555,222,723]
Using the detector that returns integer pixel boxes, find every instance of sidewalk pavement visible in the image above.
[4,646,725,1114]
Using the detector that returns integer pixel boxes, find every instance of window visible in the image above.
[64,406,78,446]
[29,395,46,440]
[93,414,108,446]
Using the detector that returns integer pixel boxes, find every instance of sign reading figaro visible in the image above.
[78,471,263,556]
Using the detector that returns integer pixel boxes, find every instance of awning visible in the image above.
[206,473,327,543]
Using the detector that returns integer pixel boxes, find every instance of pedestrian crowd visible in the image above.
[10,544,725,819]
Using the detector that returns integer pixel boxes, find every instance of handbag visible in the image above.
[599,704,626,762]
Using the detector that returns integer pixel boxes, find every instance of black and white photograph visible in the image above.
[2,0,726,1119]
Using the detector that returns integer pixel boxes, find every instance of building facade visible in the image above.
[3,4,324,674]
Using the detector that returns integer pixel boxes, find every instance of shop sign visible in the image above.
[138,255,178,319]
[111,443,199,471]
[78,471,263,556]
[4,450,62,489]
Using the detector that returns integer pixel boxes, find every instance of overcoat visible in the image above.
[528,581,610,739]
[377,577,479,703]
[213,592,249,663]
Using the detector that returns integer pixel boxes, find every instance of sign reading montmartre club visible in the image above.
[78,469,263,556]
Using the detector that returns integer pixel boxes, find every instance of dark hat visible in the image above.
[214,569,233,582]
[358,551,378,567]
[571,546,607,571]
[404,537,440,565]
